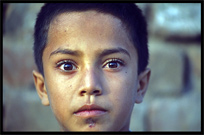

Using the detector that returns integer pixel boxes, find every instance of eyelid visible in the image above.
[56,59,78,68]
[102,58,125,67]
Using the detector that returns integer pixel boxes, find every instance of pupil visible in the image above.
[109,62,117,68]
[64,63,73,70]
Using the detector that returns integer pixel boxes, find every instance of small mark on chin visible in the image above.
[86,118,96,128]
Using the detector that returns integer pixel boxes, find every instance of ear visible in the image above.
[32,70,50,106]
[135,68,151,104]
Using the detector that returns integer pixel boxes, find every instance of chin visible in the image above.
[67,125,112,132]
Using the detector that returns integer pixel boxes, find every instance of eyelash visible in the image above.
[56,59,78,72]
[55,58,125,72]
[102,58,125,68]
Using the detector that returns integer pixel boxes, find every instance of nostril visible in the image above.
[93,90,101,95]
[80,90,86,96]
[93,90,98,94]
[80,89,102,96]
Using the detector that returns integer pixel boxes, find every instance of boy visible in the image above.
[32,3,151,131]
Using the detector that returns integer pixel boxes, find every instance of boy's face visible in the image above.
[33,10,150,131]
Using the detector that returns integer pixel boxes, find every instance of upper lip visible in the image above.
[74,104,107,113]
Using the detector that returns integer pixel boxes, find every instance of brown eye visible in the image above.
[62,63,75,70]
[57,60,77,72]
[108,62,119,68]
[103,58,125,69]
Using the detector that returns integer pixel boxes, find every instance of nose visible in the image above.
[79,68,102,96]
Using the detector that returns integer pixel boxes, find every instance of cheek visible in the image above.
[106,70,138,105]
[44,73,75,118]
[104,71,137,127]
[45,79,65,107]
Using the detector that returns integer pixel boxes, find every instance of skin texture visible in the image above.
[33,10,151,131]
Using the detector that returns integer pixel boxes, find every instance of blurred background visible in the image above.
[3,3,201,131]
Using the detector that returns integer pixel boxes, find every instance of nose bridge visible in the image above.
[80,64,102,96]
[85,66,97,88]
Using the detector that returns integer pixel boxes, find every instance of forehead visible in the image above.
[49,10,128,39]
[46,10,136,59]
[49,10,130,44]
[51,10,123,28]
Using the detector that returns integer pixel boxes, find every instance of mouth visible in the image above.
[74,104,107,118]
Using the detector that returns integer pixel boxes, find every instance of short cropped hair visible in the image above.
[34,3,148,75]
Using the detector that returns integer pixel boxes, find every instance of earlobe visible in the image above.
[135,68,151,103]
[32,70,50,106]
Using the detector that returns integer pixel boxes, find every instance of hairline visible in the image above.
[49,10,133,41]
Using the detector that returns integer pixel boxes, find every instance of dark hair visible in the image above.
[34,3,148,75]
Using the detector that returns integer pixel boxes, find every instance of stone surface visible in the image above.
[147,38,184,97]
[3,47,37,89]
[3,88,60,131]
[137,3,201,44]
[146,91,201,131]
[150,4,201,38]
[130,102,147,131]
[4,3,44,37]
[3,3,42,89]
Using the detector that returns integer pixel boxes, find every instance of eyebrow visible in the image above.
[99,47,131,59]
[49,48,82,59]
[49,47,131,59]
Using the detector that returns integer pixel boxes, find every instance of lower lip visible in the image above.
[74,110,107,117]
